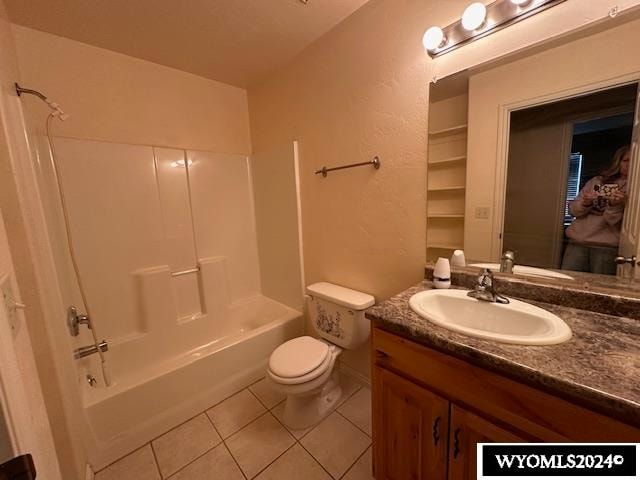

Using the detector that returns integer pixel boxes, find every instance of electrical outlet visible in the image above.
[475,207,490,219]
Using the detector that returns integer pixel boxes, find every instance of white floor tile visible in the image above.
[168,443,244,480]
[337,387,372,435]
[96,445,160,480]
[271,401,315,439]
[342,447,373,480]
[249,378,285,409]
[301,412,371,479]
[152,414,221,478]
[254,444,331,480]
[226,412,295,478]
[336,372,362,407]
[207,389,266,438]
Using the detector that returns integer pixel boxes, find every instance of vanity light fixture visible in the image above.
[423,0,566,57]
[461,2,488,31]
[423,26,447,51]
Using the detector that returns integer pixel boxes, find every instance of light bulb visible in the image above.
[510,0,531,5]
[422,26,446,51]
[461,2,487,31]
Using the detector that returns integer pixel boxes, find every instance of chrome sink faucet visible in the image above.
[467,269,510,304]
[500,250,515,274]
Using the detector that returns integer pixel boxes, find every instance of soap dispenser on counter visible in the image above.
[433,257,451,289]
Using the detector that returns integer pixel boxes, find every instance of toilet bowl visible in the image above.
[268,282,374,430]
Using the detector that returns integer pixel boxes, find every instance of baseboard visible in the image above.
[338,362,371,388]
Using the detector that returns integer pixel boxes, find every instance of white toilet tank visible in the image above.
[306,282,375,349]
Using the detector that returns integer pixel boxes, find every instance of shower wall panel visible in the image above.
[49,139,262,357]
[54,138,167,341]
[187,150,261,304]
[153,147,201,321]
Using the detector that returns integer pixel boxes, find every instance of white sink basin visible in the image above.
[409,289,572,345]
[469,263,573,280]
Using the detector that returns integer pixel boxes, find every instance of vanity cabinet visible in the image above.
[447,405,524,480]
[372,326,640,480]
[374,367,449,479]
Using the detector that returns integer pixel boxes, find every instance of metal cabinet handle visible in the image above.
[432,416,441,445]
[453,427,461,459]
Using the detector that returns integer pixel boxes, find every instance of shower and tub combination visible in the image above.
[18,85,304,467]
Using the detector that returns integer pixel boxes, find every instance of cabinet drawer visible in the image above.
[373,326,640,442]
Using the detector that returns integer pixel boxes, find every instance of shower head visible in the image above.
[15,83,70,121]
[45,99,69,121]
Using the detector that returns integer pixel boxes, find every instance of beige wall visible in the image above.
[466,17,640,263]
[11,25,251,154]
[248,0,470,377]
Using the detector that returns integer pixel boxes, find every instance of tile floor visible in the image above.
[96,374,373,480]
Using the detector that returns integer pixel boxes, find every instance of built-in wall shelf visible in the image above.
[428,155,467,166]
[427,185,466,192]
[426,243,463,250]
[428,124,468,137]
[427,90,468,263]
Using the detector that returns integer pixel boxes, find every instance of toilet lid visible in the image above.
[269,336,330,378]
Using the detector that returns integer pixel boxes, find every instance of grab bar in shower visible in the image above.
[171,267,200,277]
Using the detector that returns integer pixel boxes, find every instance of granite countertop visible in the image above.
[366,281,640,427]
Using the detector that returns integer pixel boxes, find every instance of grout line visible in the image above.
[95,443,159,475]
[245,386,271,412]
[334,409,372,439]
[164,442,221,480]
[335,383,363,409]
[97,378,369,478]
[221,441,248,480]
[268,399,313,441]
[219,400,270,442]
[148,442,163,479]
[338,443,371,480]
[296,439,336,480]
[159,391,239,478]
[267,403,340,479]
[248,382,284,412]
[246,441,298,479]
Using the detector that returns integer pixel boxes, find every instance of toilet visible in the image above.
[267,282,374,429]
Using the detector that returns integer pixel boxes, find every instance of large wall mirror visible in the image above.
[426,12,640,288]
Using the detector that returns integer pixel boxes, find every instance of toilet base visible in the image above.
[282,371,342,430]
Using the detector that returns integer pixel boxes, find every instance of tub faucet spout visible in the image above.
[74,340,108,359]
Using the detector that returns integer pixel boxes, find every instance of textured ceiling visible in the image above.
[4,0,371,88]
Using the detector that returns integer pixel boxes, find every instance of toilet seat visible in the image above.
[268,336,335,385]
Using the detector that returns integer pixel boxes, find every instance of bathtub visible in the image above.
[83,295,302,469]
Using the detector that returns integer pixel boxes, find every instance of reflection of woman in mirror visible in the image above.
[561,146,630,275]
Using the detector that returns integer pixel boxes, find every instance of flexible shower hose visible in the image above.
[45,114,111,387]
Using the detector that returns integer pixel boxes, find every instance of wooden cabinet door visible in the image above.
[448,405,524,480]
[373,366,449,480]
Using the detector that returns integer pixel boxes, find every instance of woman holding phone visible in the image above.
[561,145,630,275]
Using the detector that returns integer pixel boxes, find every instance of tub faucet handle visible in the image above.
[67,305,92,337]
